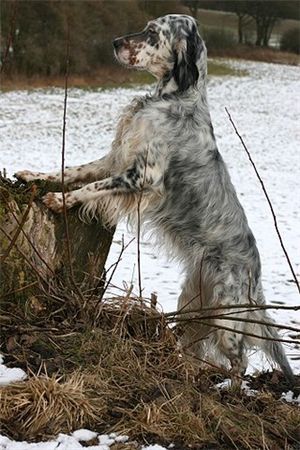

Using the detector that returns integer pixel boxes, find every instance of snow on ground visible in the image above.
[1,58,300,374]
[0,354,26,387]
[0,431,167,450]
[0,57,300,450]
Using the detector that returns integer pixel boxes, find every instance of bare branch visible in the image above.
[0,191,56,276]
[0,0,18,74]
[136,151,149,300]
[173,314,300,335]
[186,320,300,346]
[59,25,85,305]
[0,226,49,287]
[0,184,36,262]
[225,107,300,295]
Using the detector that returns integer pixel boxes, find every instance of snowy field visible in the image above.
[0,58,300,449]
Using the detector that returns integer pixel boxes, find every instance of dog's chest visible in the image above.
[111,98,157,170]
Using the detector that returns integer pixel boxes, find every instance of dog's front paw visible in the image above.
[14,170,41,183]
[43,192,64,213]
[43,192,76,213]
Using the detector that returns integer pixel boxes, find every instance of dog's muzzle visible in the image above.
[113,38,125,51]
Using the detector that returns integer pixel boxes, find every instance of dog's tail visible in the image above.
[248,311,294,384]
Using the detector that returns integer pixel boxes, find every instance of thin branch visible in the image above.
[137,196,143,300]
[102,236,135,298]
[0,226,50,287]
[136,151,149,300]
[161,303,300,321]
[0,0,18,74]
[0,184,36,262]
[60,25,85,304]
[1,190,56,276]
[192,321,300,346]
[173,314,300,335]
[93,236,135,324]
[198,251,205,309]
[0,281,38,300]
[225,107,300,295]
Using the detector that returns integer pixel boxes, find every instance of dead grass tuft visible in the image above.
[1,297,300,449]
[210,46,300,65]
[0,373,101,439]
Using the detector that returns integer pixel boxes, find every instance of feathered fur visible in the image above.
[15,14,294,383]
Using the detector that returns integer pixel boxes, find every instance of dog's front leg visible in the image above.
[14,155,111,185]
[43,154,161,213]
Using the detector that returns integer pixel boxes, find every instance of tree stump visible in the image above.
[0,176,114,325]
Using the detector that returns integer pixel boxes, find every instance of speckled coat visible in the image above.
[16,14,293,382]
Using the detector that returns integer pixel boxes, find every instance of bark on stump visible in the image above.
[0,177,114,313]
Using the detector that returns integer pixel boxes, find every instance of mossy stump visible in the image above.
[0,176,114,326]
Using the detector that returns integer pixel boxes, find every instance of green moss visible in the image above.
[0,203,5,219]
[0,177,67,210]
[208,60,248,77]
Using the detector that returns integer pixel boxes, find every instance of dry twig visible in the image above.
[0,184,36,262]
[225,107,300,295]
[60,27,85,304]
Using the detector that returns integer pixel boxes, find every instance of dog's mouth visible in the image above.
[114,48,145,71]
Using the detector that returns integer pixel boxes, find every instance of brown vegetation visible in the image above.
[1,177,299,448]
[0,176,299,448]
[1,296,300,449]
[1,0,299,91]
[210,46,300,65]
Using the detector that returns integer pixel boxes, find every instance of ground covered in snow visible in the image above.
[1,58,299,372]
[0,431,167,450]
[0,58,299,449]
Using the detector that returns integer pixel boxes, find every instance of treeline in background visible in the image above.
[1,0,300,79]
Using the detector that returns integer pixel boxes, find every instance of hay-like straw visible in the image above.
[0,373,102,438]
[1,297,299,448]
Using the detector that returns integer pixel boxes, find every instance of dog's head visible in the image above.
[113,14,206,93]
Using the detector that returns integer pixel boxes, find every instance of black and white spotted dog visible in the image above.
[16,15,293,381]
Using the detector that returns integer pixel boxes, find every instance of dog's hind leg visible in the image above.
[212,277,250,381]
[214,312,249,380]
[177,273,211,361]
[244,306,294,384]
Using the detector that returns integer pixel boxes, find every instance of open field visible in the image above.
[197,7,300,35]
[196,7,300,45]
[1,57,299,373]
[2,50,298,93]
[0,57,300,449]
[1,60,246,92]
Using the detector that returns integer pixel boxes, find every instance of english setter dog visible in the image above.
[16,14,294,382]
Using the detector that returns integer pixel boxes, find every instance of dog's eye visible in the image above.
[148,28,157,35]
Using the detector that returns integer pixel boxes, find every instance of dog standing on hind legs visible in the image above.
[15,14,294,384]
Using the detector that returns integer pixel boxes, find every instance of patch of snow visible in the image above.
[281,390,300,405]
[215,378,231,390]
[142,446,168,450]
[0,359,27,386]
[98,434,115,447]
[72,429,97,441]
[57,434,83,449]
[0,439,58,450]
[114,435,129,443]
[0,433,142,450]
[0,437,9,447]
[241,380,258,397]
[1,60,299,375]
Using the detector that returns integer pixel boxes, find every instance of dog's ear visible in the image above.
[172,25,202,93]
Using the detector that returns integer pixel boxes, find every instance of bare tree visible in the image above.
[181,0,202,19]
[245,1,282,47]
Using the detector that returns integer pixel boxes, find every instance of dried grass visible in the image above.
[0,373,101,438]
[1,297,300,449]
[210,46,300,65]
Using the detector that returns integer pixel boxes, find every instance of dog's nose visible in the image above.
[113,38,123,50]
